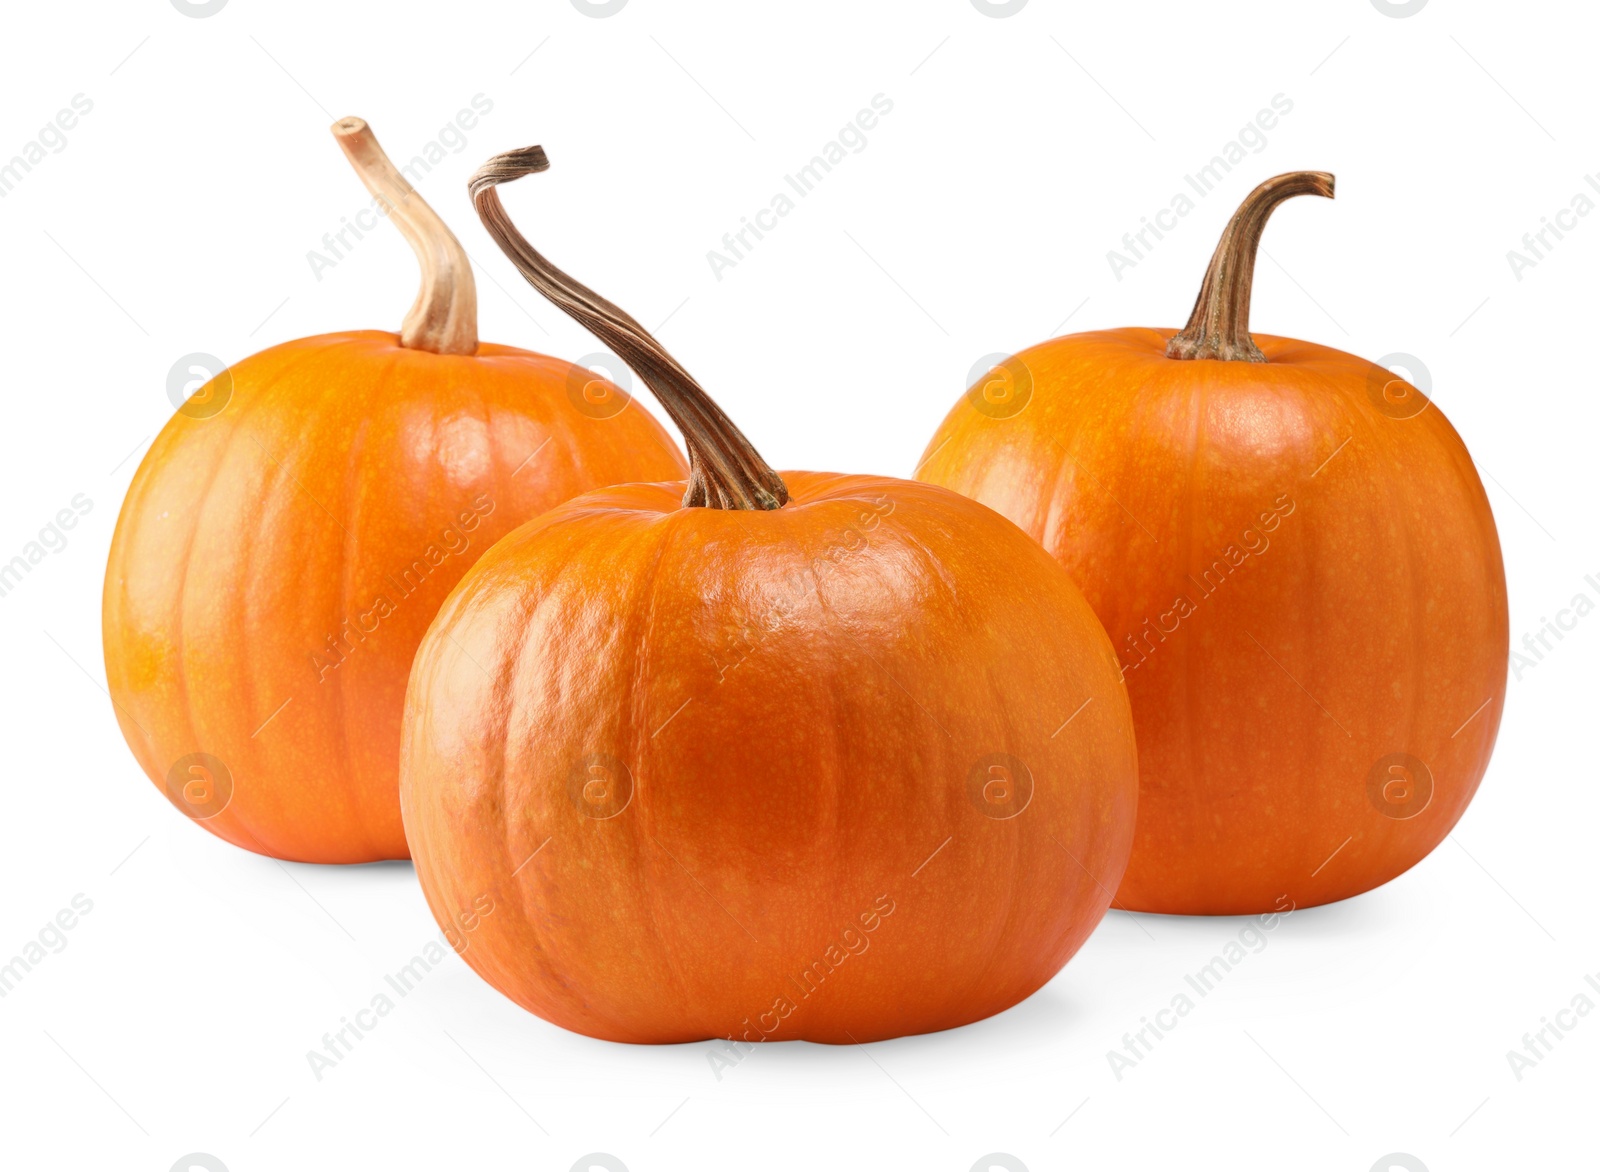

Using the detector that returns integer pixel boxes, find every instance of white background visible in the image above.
[0,0,1593,1169]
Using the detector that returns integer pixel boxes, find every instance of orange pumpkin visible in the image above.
[397,146,1138,1043]
[102,119,686,863]
[917,172,1509,914]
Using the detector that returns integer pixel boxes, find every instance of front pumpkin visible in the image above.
[403,474,1136,1042]
[102,120,686,862]
[397,146,1138,1044]
[918,173,1509,914]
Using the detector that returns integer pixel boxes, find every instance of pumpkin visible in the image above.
[102,118,687,863]
[917,172,1508,914]
[396,145,1139,1044]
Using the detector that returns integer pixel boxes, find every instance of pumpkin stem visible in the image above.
[1166,171,1335,363]
[468,146,788,510]
[332,117,478,356]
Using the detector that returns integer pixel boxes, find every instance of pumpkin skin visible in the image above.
[917,326,1508,913]
[104,330,686,862]
[399,472,1138,1043]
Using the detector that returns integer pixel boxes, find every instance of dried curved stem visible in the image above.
[1166,171,1335,363]
[469,146,788,511]
[332,117,477,355]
